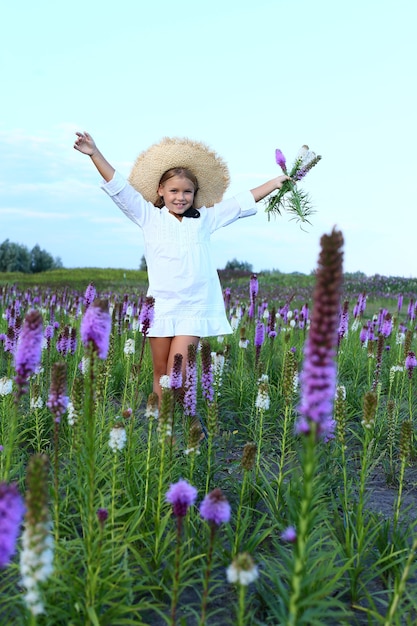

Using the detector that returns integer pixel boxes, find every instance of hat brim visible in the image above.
[128,137,230,209]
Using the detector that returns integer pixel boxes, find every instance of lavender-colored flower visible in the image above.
[0,482,25,568]
[166,479,197,517]
[295,228,344,440]
[405,351,417,378]
[139,296,155,337]
[46,362,69,423]
[381,313,393,338]
[254,321,265,365]
[199,488,231,525]
[275,148,287,172]
[170,353,183,390]
[407,299,415,321]
[201,340,214,403]
[359,325,368,345]
[83,282,96,310]
[184,344,198,417]
[397,294,403,313]
[281,525,297,543]
[254,321,265,348]
[80,299,111,359]
[249,273,258,299]
[14,310,44,396]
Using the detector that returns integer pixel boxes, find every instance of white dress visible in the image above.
[102,172,257,337]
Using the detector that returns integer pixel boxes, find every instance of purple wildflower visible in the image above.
[250,274,258,298]
[139,296,155,337]
[407,299,415,321]
[254,321,265,366]
[0,482,25,568]
[83,282,96,310]
[14,310,44,396]
[46,362,69,423]
[170,353,183,390]
[295,228,344,440]
[44,324,54,350]
[360,325,368,344]
[275,148,287,172]
[184,344,198,417]
[80,299,111,359]
[381,313,393,338]
[281,525,297,543]
[405,351,417,378]
[201,340,214,403]
[166,479,198,517]
[397,294,403,313]
[96,508,108,526]
[199,488,231,525]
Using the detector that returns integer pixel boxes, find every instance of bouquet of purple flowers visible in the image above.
[265,145,322,224]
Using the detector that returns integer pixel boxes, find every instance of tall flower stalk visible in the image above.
[144,392,159,511]
[166,479,197,626]
[5,310,43,481]
[199,488,231,625]
[288,228,344,625]
[20,454,54,620]
[46,361,69,543]
[233,443,256,556]
[79,299,111,611]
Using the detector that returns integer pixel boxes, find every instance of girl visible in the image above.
[74,131,289,400]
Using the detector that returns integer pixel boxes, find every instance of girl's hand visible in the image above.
[276,174,291,190]
[74,131,97,156]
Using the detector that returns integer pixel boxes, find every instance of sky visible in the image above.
[1,0,416,277]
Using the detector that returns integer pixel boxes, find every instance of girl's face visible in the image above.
[158,175,195,219]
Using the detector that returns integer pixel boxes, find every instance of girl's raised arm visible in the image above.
[250,174,290,203]
[74,131,115,182]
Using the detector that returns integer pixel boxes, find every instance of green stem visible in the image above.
[287,427,316,626]
[237,583,246,626]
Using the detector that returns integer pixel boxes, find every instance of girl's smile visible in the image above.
[158,175,196,219]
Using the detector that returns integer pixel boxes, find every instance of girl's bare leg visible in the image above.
[149,336,200,402]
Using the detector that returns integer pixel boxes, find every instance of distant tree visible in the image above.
[139,254,147,271]
[0,239,63,273]
[0,239,30,272]
[224,258,253,272]
[30,244,62,273]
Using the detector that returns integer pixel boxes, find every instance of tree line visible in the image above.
[0,239,63,273]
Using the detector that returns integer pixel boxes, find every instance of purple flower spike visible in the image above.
[84,283,97,310]
[139,296,155,337]
[47,362,69,423]
[295,228,344,440]
[166,479,198,517]
[170,353,183,390]
[0,482,25,568]
[80,299,111,359]
[405,351,417,378]
[275,149,287,172]
[200,488,231,525]
[14,310,44,396]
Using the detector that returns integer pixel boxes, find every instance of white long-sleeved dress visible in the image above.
[102,172,257,337]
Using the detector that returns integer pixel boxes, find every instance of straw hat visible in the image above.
[128,137,230,208]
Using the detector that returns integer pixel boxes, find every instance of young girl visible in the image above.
[74,131,289,400]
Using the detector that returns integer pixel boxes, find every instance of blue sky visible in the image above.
[1,0,416,276]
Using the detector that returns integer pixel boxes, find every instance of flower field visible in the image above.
[1,238,417,625]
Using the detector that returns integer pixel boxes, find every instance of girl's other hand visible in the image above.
[74,131,97,156]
